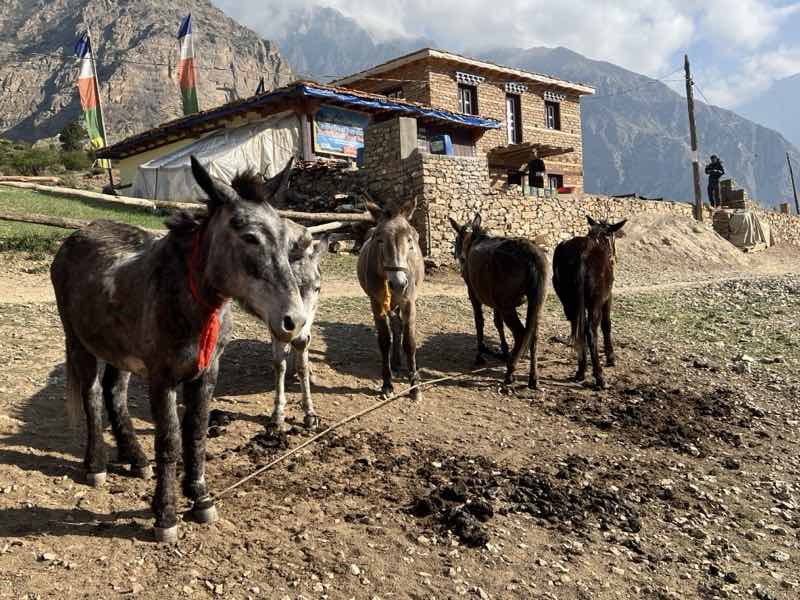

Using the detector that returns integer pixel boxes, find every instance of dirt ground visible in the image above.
[1,217,799,599]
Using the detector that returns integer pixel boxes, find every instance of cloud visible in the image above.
[215,0,695,75]
[699,0,800,50]
[699,45,800,107]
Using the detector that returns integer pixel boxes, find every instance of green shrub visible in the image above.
[61,149,92,171]
[2,146,61,176]
[59,120,87,151]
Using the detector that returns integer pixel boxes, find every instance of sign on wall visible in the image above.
[313,105,370,158]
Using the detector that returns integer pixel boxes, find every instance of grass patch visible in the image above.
[0,187,170,255]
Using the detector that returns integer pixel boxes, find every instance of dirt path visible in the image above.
[1,249,799,600]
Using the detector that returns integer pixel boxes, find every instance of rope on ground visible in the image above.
[208,365,498,504]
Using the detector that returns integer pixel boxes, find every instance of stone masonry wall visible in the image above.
[362,117,800,261]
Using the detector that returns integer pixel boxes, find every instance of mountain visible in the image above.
[479,46,800,208]
[277,6,434,82]
[0,0,293,143]
[738,73,800,150]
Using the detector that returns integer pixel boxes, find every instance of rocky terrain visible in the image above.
[0,0,293,143]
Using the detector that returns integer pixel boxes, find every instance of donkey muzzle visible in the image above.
[385,266,409,294]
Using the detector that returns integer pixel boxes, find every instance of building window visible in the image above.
[458,83,478,115]
[544,100,561,130]
[383,86,404,99]
[506,94,522,144]
[548,174,564,190]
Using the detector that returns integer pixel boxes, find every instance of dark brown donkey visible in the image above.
[50,157,306,543]
[450,213,548,389]
[357,194,425,400]
[553,216,627,389]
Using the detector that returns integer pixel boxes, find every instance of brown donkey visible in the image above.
[357,194,425,400]
[553,216,626,389]
[450,213,548,389]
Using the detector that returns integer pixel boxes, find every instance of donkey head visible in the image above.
[190,156,307,343]
[449,212,484,267]
[586,216,627,259]
[286,219,328,350]
[364,192,420,295]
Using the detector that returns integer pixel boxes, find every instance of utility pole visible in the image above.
[684,54,703,222]
[787,153,799,215]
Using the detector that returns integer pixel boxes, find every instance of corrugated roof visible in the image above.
[334,48,596,95]
[97,81,501,160]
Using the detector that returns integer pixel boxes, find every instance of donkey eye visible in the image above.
[242,233,261,245]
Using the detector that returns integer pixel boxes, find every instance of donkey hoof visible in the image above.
[606,356,617,367]
[304,414,320,431]
[475,353,487,366]
[131,464,153,480]
[380,384,394,399]
[573,371,586,383]
[85,471,107,487]
[154,525,179,544]
[191,504,219,525]
[595,377,607,390]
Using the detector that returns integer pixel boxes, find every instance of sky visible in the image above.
[214,0,800,109]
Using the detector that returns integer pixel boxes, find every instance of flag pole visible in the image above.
[86,30,114,189]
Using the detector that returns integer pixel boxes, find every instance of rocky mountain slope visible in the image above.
[738,73,800,150]
[0,0,293,143]
[481,46,800,208]
[276,5,433,82]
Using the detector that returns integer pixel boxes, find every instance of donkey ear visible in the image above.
[312,234,330,262]
[263,156,295,200]
[609,219,627,233]
[191,155,235,209]
[471,212,482,230]
[399,195,417,220]
[586,215,598,227]
[448,217,461,232]
[363,193,383,222]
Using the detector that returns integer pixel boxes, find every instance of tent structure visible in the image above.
[131,112,300,202]
[712,209,771,252]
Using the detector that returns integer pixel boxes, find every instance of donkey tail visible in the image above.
[64,344,83,426]
[516,249,548,368]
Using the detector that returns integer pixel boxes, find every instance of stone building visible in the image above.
[336,48,595,193]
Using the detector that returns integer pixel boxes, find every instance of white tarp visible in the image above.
[132,112,301,202]
[714,209,771,252]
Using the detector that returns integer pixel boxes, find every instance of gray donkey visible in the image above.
[50,156,306,543]
[228,173,328,431]
[271,222,328,431]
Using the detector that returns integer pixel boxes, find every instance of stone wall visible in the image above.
[361,116,800,261]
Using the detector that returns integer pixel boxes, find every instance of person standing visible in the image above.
[704,155,725,207]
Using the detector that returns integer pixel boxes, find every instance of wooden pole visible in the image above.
[87,30,114,190]
[684,54,703,222]
[0,181,374,223]
[787,153,800,215]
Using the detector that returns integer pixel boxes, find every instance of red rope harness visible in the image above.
[188,228,225,372]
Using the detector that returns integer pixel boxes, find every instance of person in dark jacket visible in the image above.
[705,155,725,207]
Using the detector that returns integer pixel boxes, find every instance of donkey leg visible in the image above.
[149,378,181,543]
[390,312,403,376]
[500,309,526,385]
[102,365,150,479]
[468,291,488,365]
[371,302,394,397]
[602,299,616,367]
[493,309,510,359]
[587,310,606,389]
[401,302,421,401]
[297,345,319,430]
[527,309,543,392]
[270,342,289,430]
[68,338,106,486]
[182,361,219,525]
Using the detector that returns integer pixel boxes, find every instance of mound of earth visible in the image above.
[615,213,749,286]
